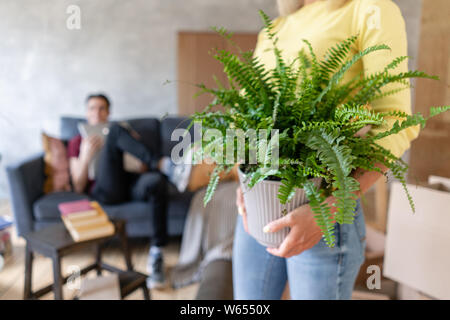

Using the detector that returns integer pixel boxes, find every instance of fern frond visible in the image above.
[304,180,336,247]
[303,129,359,224]
[429,106,450,118]
[203,165,222,207]
[319,35,358,83]
[278,170,298,204]
[314,44,391,107]
[371,113,426,141]
[390,160,414,212]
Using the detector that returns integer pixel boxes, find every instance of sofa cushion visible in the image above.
[166,182,194,217]
[34,218,154,238]
[102,201,153,221]
[33,192,153,222]
[42,133,72,193]
[33,192,89,220]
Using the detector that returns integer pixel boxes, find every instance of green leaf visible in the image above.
[203,166,222,207]
[189,11,449,248]
[303,129,360,224]
[303,180,336,247]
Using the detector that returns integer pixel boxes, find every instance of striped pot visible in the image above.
[238,169,322,248]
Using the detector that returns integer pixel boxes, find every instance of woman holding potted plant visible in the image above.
[231,0,420,299]
[190,0,447,299]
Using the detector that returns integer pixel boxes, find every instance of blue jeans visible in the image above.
[232,200,367,300]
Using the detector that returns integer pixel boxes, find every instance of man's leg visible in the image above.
[92,124,160,204]
[130,172,168,247]
[129,172,168,289]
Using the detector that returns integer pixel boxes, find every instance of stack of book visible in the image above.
[58,200,115,242]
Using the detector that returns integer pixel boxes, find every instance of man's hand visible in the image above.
[264,203,325,258]
[80,135,103,163]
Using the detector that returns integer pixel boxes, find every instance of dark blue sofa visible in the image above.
[6,116,195,238]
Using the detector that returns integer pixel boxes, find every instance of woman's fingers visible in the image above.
[263,204,309,233]
[263,214,291,233]
[266,234,296,258]
[236,187,244,213]
[236,187,249,233]
[353,124,372,137]
[265,204,323,258]
[264,214,295,257]
[242,210,249,233]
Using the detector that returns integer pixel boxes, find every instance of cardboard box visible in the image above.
[384,176,450,300]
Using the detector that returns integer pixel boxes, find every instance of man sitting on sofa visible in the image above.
[67,93,191,289]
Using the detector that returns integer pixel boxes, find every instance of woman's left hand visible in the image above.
[264,203,325,258]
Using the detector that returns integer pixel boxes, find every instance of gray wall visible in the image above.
[0,0,278,198]
[0,0,422,199]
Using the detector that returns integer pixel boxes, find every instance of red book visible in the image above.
[58,199,94,217]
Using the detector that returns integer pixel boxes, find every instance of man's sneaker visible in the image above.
[146,252,166,289]
[159,149,192,193]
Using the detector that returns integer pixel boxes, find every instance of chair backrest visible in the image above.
[59,116,86,141]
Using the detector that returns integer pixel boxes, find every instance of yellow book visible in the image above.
[62,201,115,242]
[68,214,109,228]
[71,222,115,242]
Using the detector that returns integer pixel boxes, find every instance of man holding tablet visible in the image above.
[68,93,191,289]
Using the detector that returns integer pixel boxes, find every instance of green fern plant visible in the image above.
[189,10,450,247]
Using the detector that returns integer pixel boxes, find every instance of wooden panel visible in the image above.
[177,32,258,116]
[408,0,450,183]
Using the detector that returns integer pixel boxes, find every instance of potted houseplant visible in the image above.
[188,10,449,248]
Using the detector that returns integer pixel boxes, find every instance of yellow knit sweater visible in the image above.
[253,0,419,158]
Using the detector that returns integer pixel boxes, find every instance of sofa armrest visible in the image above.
[6,153,45,237]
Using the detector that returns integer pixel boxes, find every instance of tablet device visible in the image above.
[77,122,110,180]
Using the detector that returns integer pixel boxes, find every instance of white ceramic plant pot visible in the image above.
[238,169,322,248]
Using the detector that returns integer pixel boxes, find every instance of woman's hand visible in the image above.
[237,185,340,258]
[236,187,249,233]
[264,202,333,258]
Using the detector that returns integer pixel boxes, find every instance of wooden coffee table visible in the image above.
[23,219,150,300]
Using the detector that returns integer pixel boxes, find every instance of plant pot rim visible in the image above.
[237,167,323,188]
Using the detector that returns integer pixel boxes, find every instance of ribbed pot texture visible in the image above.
[238,169,322,248]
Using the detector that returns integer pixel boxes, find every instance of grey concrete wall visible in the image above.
[0,0,278,198]
[0,0,422,199]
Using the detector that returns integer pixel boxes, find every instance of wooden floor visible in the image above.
[0,194,391,300]
[0,199,199,300]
